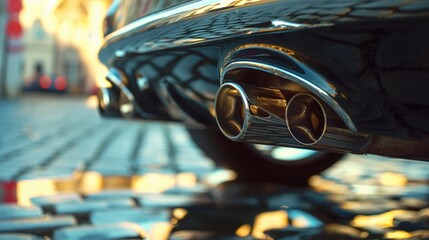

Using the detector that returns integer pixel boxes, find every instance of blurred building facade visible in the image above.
[22,20,56,88]
[0,0,112,97]
[22,19,85,93]
[20,0,112,94]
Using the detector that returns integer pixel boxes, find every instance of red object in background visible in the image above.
[6,18,22,39]
[55,76,68,91]
[6,0,23,39]
[0,181,17,203]
[7,0,22,13]
[40,75,52,89]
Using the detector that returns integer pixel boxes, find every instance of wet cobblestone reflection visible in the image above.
[0,95,428,239]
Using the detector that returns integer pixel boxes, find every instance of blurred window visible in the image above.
[34,20,46,40]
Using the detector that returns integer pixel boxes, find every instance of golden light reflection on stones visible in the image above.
[351,210,414,229]
[17,179,56,206]
[148,222,173,240]
[309,175,349,194]
[252,210,288,239]
[379,172,408,187]
[235,224,252,237]
[172,208,188,221]
[385,230,412,239]
[131,173,176,194]
[325,224,368,239]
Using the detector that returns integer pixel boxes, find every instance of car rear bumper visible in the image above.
[100,0,429,65]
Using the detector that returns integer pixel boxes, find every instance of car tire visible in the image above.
[187,127,344,186]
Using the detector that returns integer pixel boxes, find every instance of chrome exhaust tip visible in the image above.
[97,87,122,117]
[285,93,326,145]
[215,83,249,140]
[286,93,371,152]
[215,82,299,146]
[98,68,138,119]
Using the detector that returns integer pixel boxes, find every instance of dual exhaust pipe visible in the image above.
[215,82,370,153]
[97,68,136,119]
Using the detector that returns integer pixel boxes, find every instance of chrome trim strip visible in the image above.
[106,68,135,102]
[99,88,111,109]
[104,0,225,46]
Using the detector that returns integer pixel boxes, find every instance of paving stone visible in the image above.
[0,156,44,168]
[134,168,176,175]
[53,198,135,218]
[85,189,136,200]
[266,193,312,210]
[164,185,208,195]
[176,165,214,174]
[53,223,145,240]
[0,233,42,240]
[265,227,323,240]
[0,168,22,180]
[47,159,86,168]
[30,193,82,212]
[0,143,31,157]
[90,208,169,225]
[0,215,76,236]
[137,193,213,208]
[17,168,75,180]
[400,197,429,210]
[137,155,170,166]
[266,225,364,240]
[211,183,287,208]
[288,209,324,228]
[0,204,43,220]
[170,231,258,240]
[87,163,132,176]
[394,211,429,232]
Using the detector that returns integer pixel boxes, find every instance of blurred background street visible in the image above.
[0,0,428,239]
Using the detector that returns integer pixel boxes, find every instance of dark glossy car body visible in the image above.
[97,0,429,182]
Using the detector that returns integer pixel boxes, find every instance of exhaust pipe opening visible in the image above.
[285,93,326,145]
[215,83,249,139]
[215,82,299,146]
[97,87,122,117]
[286,93,371,152]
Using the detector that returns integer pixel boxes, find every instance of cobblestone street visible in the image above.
[0,94,428,240]
[0,94,215,184]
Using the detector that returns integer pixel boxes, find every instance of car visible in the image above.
[97,0,429,185]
